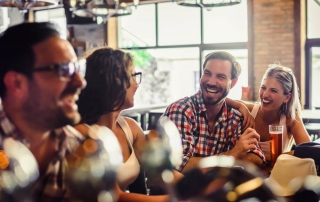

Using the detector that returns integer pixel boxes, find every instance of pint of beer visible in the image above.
[269,125,283,166]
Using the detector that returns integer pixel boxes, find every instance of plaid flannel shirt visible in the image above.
[0,102,84,201]
[163,90,265,171]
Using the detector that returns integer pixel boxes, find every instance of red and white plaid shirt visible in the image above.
[163,90,265,171]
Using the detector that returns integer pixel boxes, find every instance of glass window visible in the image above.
[203,0,248,43]
[158,3,201,45]
[202,49,248,100]
[311,47,320,108]
[307,0,320,39]
[118,4,156,48]
[129,47,200,106]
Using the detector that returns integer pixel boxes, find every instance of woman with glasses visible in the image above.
[227,63,310,161]
[76,47,169,201]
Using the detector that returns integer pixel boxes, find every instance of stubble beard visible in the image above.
[203,88,229,106]
[21,98,80,131]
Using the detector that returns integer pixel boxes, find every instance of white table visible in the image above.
[301,110,320,123]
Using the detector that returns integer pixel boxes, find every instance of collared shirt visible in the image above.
[163,90,265,171]
[0,102,84,201]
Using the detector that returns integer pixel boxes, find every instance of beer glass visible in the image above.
[269,125,283,166]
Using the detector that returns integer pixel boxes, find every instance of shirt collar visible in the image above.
[0,101,28,146]
[195,90,228,122]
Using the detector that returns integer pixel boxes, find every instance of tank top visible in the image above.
[251,103,294,160]
[116,116,140,191]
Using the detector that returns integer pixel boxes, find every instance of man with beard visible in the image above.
[163,51,265,174]
[0,22,87,201]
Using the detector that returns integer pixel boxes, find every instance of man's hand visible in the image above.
[228,128,260,159]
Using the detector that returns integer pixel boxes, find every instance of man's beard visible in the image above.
[21,98,80,131]
[203,88,229,106]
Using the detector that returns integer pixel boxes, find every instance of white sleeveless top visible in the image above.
[251,103,294,161]
[116,116,140,191]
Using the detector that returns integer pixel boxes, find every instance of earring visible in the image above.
[282,102,287,114]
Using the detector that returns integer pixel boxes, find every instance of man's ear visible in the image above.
[3,71,29,98]
[230,78,238,89]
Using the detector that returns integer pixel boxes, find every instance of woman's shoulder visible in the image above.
[122,116,140,128]
[122,116,144,136]
[239,101,255,112]
[286,113,303,128]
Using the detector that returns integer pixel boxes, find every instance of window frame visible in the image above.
[305,0,320,109]
[117,1,252,98]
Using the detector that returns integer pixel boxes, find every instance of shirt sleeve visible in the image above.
[232,116,266,163]
[163,101,195,172]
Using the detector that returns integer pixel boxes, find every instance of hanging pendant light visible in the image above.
[0,0,58,10]
[176,0,241,11]
[71,0,132,21]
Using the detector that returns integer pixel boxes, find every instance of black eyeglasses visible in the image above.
[132,72,142,84]
[32,59,86,81]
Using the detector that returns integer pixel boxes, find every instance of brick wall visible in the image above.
[251,0,298,101]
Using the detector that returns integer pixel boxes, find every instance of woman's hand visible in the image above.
[238,104,255,130]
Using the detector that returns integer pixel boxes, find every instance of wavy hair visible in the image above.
[78,47,133,124]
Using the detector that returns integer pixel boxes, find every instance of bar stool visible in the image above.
[304,123,320,141]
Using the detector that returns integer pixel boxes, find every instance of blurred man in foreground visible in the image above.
[0,22,87,201]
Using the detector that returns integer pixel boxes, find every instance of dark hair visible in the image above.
[0,22,60,98]
[78,47,133,125]
[203,51,241,79]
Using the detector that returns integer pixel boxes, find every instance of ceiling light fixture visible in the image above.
[176,0,241,11]
[0,0,58,10]
[71,0,132,22]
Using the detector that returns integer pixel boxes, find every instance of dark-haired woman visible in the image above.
[76,47,170,201]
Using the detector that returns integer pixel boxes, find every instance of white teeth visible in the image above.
[206,87,218,93]
[74,94,79,101]
[262,99,271,104]
[64,95,77,102]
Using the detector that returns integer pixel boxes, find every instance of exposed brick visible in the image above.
[252,0,296,100]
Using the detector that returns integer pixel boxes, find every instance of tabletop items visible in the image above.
[65,125,123,201]
[175,156,282,202]
[2,119,320,201]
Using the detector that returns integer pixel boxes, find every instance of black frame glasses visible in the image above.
[132,72,142,84]
[32,59,86,81]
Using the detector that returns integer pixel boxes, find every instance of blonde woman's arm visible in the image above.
[290,114,311,144]
[225,98,255,130]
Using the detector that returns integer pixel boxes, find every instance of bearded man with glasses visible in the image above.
[0,22,87,201]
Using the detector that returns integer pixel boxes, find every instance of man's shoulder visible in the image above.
[165,95,197,113]
[225,105,243,121]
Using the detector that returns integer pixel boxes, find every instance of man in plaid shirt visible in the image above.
[163,51,265,174]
